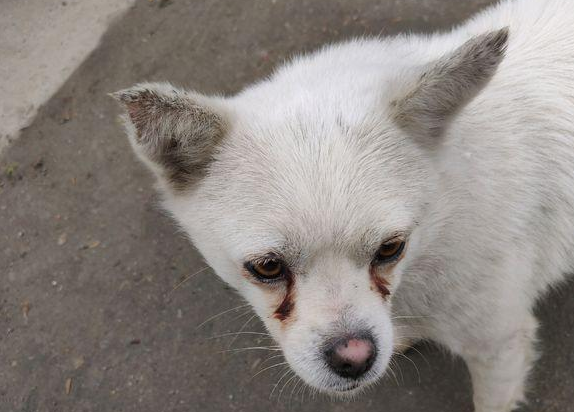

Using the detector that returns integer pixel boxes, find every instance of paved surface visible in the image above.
[0,0,135,152]
[1,1,573,411]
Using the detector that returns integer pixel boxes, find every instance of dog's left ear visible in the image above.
[112,83,229,193]
[392,28,509,142]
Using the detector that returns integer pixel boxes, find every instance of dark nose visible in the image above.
[324,333,377,379]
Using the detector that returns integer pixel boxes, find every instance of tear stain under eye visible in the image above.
[273,276,295,323]
[370,241,407,298]
[240,266,295,322]
[370,265,391,298]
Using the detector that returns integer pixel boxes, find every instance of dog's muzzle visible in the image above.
[323,331,377,380]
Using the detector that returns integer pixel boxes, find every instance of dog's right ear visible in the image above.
[111,82,229,193]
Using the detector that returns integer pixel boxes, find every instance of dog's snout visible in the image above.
[324,333,377,379]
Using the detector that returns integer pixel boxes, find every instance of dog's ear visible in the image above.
[392,28,509,142]
[112,83,229,193]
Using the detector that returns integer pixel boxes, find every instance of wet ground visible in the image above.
[1,0,573,411]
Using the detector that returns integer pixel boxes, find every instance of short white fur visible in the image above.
[113,0,574,410]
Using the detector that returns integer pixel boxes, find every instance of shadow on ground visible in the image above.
[1,0,573,411]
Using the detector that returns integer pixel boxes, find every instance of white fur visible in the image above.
[116,0,574,410]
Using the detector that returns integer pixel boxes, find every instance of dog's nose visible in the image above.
[324,334,377,379]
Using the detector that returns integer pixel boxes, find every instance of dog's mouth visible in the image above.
[280,328,392,398]
[336,383,360,392]
[321,362,388,397]
[324,380,371,398]
[327,376,377,394]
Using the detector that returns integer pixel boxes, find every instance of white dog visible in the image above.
[113,0,574,410]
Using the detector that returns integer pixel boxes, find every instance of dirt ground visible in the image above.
[1,1,573,411]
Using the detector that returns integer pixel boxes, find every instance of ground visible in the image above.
[0,0,134,152]
[1,0,573,411]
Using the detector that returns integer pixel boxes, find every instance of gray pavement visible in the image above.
[0,0,135,152]
[1,1,573,411]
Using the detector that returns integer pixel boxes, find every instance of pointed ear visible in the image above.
[112,83,229,193]
[392,28,509,141]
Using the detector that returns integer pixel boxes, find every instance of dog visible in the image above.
[112,0,574,410]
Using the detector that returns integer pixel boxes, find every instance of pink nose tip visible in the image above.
[336,339,373,364]
[324,334,377,379]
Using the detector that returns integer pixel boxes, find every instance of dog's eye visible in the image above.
[373,240,405,264]
[246,258,285,282]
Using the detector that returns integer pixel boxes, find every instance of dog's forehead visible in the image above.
[199,109,426,259]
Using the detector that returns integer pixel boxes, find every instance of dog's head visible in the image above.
[113,29,507,395]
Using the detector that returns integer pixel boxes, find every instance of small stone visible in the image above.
[57,233,67,246]
[22,301,31,319]
[65,378,72,395]
[33,158,44,170]
[79,240,100,250]
[72,356,85,369]
[5,163,18,178]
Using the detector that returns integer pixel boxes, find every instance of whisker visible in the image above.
[389,357,405,385]
[300,382,309,402]
[226,308,255,326]
[393,351,422,384]
[259,353,285,367]
[208,331,272,340]
[167,266,210,296]
[289,376,304,404]
[220,346,282,354]
[195,304,251,329]
[278,373,298,402]
[312,384,319,400]
[386,361,400,387]
[394,323,442,334]
[295,376,307,401]
[394,343,431,367]
[228,314,257,349]
[250,362,289,381]
[270,368,293,400]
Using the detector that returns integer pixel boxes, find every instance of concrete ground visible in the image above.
[0,0,135,152]
[1,1,573,411]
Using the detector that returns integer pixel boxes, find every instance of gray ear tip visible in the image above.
[487,27,510,54]
[109,88,143,104]
[109,83,164,104]
[108,91,126,102]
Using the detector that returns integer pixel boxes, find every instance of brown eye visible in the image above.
[373,240,405,264]
[245,258,285,282]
